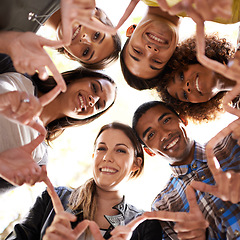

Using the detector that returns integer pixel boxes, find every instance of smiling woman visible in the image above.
[32,68,117,142]
[157,35,237,122]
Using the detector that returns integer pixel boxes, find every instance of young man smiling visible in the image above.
[132,100,240,239]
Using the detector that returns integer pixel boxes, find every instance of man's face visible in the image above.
[135,105,193,165]
[124,15,179,79]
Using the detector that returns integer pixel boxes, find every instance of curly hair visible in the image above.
[157,35,235,123]
[58,7,121,70]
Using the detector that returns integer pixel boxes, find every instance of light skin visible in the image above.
[135,105,194,165]
[39,77,116,126]
[123,6,179,79]
[47,9,115,64]
[43,128,142,239]
[167,64,236,103]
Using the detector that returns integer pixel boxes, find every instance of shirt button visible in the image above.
[200,176,205,180]
[234,230,240,237]
[218,208,225,214]
[191,163,197,170]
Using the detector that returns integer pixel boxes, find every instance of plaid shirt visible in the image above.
[152,134,240,240]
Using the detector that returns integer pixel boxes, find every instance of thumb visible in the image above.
[39,86,61,107]
[73,220,90,238]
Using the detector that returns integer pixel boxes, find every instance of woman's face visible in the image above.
[93,129,137,191]
[59,77,116,119]
[167,64,219,103]
[58,19,115,64]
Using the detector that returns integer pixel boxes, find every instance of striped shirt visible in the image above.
[152,134,240,240]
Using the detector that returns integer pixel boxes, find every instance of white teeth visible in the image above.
[101,168,116,173]
[166,138,179,150]
[75,94,85,113]
[148,33,165,44]
[72,26,80,40]
[196,75,201,93]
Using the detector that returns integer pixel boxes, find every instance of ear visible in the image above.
[143,146,156,157]
[131,157,143,172]
[126,24,137,37]
[179,115,188,126]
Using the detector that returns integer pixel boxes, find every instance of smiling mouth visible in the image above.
[72,25,81,41]
[74,93,86,113]
[146,32,168,45]
[100,167,118,173]
[164,137,179,150]
[195,74,203,95]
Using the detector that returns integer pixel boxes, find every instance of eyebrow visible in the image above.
[98,142,129,148]
[142,113,171,139]
[99,34,105,44]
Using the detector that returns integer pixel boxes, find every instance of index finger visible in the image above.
[44,176,64,213]
[143,210,187,223]
[27,120,47,136]
[186,185,199,213]
[116,0,140,29]
[39,86,61,107]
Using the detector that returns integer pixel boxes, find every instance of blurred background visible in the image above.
[0,0,239,238]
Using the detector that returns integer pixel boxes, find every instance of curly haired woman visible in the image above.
[157,35,237,123]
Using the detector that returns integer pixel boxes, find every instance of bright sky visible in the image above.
[0,0,239,236]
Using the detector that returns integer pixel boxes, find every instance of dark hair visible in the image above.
[32,68,117,142]
[157,35,234,122]
[132,101,178,145]
[120,38,161,90]
[68,122,144,223]
[94,122,144,178]
[58,7,121,70]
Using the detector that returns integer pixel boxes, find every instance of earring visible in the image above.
[126,24,137,37]
[143,147,155,157]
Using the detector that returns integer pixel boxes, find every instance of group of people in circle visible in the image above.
[0,0,240,239]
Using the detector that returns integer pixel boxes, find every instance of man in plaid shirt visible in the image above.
[133,101,240,239]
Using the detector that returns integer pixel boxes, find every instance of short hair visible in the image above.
[157,35,234,122]
[58,7,121,70]
[132,101,179,144]
[120,38,161,90]
[94,122,144,179]
[32,68,117,142]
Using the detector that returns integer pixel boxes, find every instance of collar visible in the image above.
[170,141,207,177]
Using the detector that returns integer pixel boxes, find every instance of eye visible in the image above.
[179,71,184,81]
[147,132,155,140]
[153,59,162,64]
[116,148,126,153]
[97,146,106,151]
[93,31,100,40]
[82,47,89,56]
[133,48,141,54]
[95,102,100,110]
[163,117,171,124]
[92,83,97,93]
[183,91,188,100]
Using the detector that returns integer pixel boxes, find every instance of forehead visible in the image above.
[136,105,176,134]
[96,129,133,146]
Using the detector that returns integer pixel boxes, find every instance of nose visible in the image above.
[161,132,171,142]
[145,44,159,53]
[79,33,91,44]
[183,81,191,93]
[88,94,100,107]
[103,151,114,162]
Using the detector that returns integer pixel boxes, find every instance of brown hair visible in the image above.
[58,7,121,70]
[157,35,234,122]
[68,122,144,222]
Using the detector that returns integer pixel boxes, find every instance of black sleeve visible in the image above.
[0,54,16,74]
[5,189,53,240]
[130,220,163,240]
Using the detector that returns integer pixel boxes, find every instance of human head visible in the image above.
[157,35,234,122]
[32,68,117,142]
[57,7,121,70]
[120,13,179,90]
[94,122,144,182]
[133,101,194,165]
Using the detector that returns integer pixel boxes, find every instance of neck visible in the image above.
[40,93,64,126]
[45,9,61,30]
[96,186,123,203]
